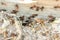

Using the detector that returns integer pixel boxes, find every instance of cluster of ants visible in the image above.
[1,2,60,14]
[19,13,56,26]
[30,5,44,11]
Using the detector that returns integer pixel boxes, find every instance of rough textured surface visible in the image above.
[0,1,60,40]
